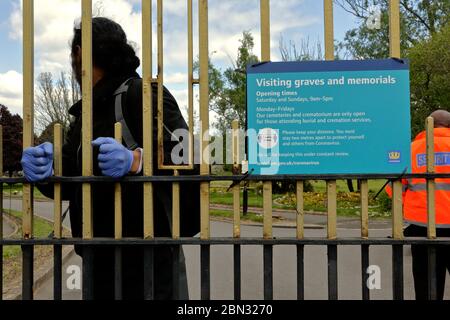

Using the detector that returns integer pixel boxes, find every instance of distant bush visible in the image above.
[272,180,314,194]
[377,191,392,214]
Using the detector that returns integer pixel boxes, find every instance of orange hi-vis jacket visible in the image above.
[386,128,450,227]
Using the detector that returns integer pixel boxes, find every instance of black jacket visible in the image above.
[37,73,199,299]
[39,73,200,240]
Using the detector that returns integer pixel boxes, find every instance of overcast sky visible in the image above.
[0,0,358,118]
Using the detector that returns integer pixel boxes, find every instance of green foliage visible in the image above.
[334,0,450,137]
[408,24,450,137]
[337,10,394,59]
[36,120,64,145]
[376,190,392,214]
[272,180,314,194]
[203,31,259,134]
[336,0,449,59]
[0,105,23,175]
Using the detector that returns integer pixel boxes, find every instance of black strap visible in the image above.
[48,206,70,238]
[226,169,254,192]
[372,167,408,200]
[113,78,181,154]
[113,78,139,150]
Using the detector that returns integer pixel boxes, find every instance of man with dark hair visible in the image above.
[21,17,200,299]
[386,109,450,300]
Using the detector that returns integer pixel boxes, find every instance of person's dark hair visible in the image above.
[71,17,140,76]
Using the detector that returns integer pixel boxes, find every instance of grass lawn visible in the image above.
[210,174,388,193]
[210,190,273,208]
[210,179,392,219]
[310,179,387,193]
[2,209,54,259]
[3,179,392,220]
[2,209,55,292]
[2,183,46,200]
[210,209,264,224]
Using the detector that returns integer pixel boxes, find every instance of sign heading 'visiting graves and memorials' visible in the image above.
[247,59,411,175]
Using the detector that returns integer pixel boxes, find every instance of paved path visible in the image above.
[2,198,70,228]
[210,204,392,230]
[2,217,15,237]
[32,221,450,300]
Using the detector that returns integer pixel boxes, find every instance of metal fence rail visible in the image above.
[1,236,450,300]
[1,0,449,301]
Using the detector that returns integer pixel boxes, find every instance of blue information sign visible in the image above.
[247,59,411,175]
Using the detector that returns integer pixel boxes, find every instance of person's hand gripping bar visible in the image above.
[92,137,135,178]
[21,142,54,182]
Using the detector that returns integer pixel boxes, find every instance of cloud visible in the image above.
[9,0,142,75]
[5,0,322,123]
[8,0,321,75]
[7,0,194,118]
[165,72,187,85]
[207,0,321,65]
[0,70,23,115]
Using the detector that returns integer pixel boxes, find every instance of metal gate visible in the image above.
[1,0,449,300]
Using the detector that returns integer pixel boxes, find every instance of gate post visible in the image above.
[22,0,35,301]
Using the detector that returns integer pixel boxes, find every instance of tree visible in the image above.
[335,0,449,59]
[35,71,80,134]
[203,31,259,134]
[0,104,23,176]
[36,121,60,145]
[334,0,450,137]
[408,24,450,137]
[279,35,324,61]
[194,32,259,170]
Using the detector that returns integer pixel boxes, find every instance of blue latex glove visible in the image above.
[92,137,134,178]
[21,142,54,182]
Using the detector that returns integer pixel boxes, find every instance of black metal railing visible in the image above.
[2,173,450,300]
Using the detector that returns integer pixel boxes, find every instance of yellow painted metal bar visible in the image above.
[0,126,3,240]
[260,0,273,240]
[327,180,337,239]
[156,1,194,171]
[114,123,123,240]
[324,0,334,61]
[260,0,270,62]
[392,180,403,239]
[200,182,210,240]
[53,124,63,239]
[22,0,34,239]
[156,164,197,171]
[263,182,273,239]
[187,0,195,168]
[389,0,401,58]
[157,0,165,169]
[389,0,403,239]
[232,120,240,238]
[81,0,93,240]
[360,180,369,239]
[324,1,338,240]
[172,170,180,240]
[296,181,304,239]
[426,117,436,239]
[142,0,154,239]
[199,0,210,240]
